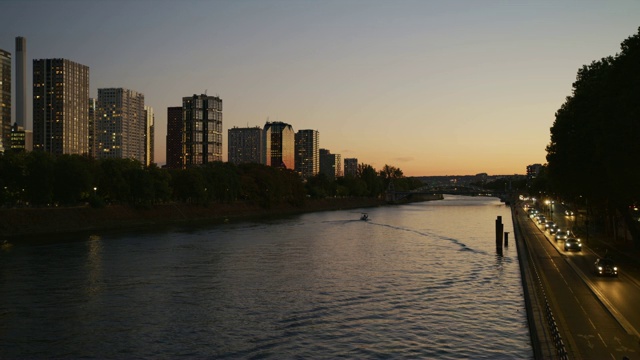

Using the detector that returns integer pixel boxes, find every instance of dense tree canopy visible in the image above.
[546,27,640,243]
[0,151,421,209]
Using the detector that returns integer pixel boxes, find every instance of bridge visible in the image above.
[386,183,506,203]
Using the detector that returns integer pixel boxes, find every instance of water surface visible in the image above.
[0,195,532,358]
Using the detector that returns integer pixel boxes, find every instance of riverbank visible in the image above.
[1,196,443,240]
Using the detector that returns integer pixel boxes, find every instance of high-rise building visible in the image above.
[88,98,96,158]
[344,158,358,177]
[15,37,26,129]
[95,88,145,162]
[10,122,32,152]
[319,148,342,180]
[182,94,223,167]
[263,121,295,169]
[0,48,10,152]
[165,106,182,169]
[33,58,90,155]
[295,129,319,178]
[228,126,263,165]
[144,105,154,166]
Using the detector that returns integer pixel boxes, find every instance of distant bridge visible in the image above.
[386,184,502,203]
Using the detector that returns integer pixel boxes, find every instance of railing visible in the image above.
[513,206,569,360]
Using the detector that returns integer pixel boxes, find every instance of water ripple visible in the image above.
[0,196,531,359]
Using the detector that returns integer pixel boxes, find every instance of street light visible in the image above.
[544,199,551,217]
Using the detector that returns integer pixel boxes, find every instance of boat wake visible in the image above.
[366,222,487,255]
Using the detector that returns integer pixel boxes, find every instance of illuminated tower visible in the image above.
[33,58,90,155]
[228,126,264,165]
[295,129,319,178]
[95,88,145,162]
[344,158,358,177]
[263,121,295,169]
[182,94,223,167]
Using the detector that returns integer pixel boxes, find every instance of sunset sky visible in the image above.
[1,0,638,176]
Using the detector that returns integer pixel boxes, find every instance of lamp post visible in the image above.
[544,199,551,217]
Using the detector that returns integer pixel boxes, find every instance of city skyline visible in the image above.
[1,1,639,176]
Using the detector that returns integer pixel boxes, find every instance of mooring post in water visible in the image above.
[495,216,503,255]
[504,232,509,247]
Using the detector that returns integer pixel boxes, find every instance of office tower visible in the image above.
[319,148,342,180]
[182,94,223,167]
[0,48,10,152]
[33,58,90,155]
[15,37,26,129]
[263,121,295,169]
[295,129,319,178]
[95,88,145,163]
[344,158,358,177]
[10,122,32,152]
[228,126,264,165]
[145,105,154,166]
[166,106,182,169]
[88,98,96,158]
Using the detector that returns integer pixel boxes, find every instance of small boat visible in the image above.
[360,213,369,221]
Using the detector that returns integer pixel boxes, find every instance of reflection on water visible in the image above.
[0,195,532,359]
[85,235,103,296]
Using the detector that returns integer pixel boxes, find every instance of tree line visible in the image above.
[0,150,422,209]
[544,27,640,245]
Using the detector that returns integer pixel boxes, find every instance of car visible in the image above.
[555,230,570,241]
[594,258,618,276]
[536,216,547,225]
[549,226,558,234]
[564,238,582,252]
[564,209,575,216]
[545,221,556,230]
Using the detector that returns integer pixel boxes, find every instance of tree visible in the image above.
[24,151,55,205]
[358,163,382,197]
[546,27,640,245]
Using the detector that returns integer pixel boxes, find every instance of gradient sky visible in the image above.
[1,0,638,176]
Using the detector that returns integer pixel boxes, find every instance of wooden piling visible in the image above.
[496,216,503,255]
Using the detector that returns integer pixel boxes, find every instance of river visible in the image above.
[0,195,532,359]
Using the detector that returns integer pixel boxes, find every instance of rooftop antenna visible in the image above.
[205,89,208,95]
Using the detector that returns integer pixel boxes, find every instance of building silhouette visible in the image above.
[295,129,319,178]
[344,158,358,177]
[264,121,295,169]
[145,106,154,166]
[527,163,542,180]
[319,148,341,180]
[182,94,223,167]
[88,98,96,157]
[33,58,89,155]
[228,126,263,165]
[10,123,32,152]
[165,106,182,169]
[0,48,10,152]
[15,37,26,130]
[95,88,145,163]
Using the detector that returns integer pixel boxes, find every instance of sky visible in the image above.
[1,0,639,176]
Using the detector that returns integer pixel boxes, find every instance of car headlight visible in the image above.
[614,267,618,271]
[578,244,582,247]
[598,266,603,270]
